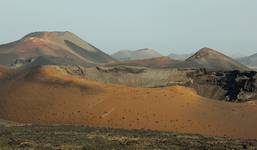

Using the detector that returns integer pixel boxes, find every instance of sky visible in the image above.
[0,0,257,56]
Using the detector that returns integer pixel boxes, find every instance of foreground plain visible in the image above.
[0,124,257,150]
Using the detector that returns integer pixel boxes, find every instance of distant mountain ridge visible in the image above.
[238,53,257,68]
[168,53,192,60]
[0,32,251,71]
[112,48,162,61]
[111,47,249,71]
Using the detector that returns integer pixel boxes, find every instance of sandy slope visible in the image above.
[1,66,257,138]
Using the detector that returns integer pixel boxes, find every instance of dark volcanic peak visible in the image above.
[175,47,249,71]
[0,31,116,66]
[186,47,224,60]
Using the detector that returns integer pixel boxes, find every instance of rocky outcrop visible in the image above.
[96,66,146,74]
[60,65,87,76]
[11,58,35,67]
[52,65,257,102]
[190,69,257,102]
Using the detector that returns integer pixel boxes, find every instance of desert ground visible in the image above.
[1,65,257,139]
[1,124,257,150]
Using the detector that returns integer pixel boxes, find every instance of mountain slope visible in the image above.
[108,56,180,68]
[174,47,249,71]
[112,48,162,61]
[1,65,257,138]
[238,53,257,68]
[0,31,116,66]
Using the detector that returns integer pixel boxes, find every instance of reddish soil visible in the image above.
[0,66,257,139]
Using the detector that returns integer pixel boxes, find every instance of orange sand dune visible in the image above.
[1,66,257,138]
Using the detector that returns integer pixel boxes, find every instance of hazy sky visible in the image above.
[0,0,257,56]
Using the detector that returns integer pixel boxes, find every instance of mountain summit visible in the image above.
[112,48,162,61]
[0,31,116,66]
[175,47,249,71]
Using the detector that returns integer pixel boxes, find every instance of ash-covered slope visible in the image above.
[174,47,249,71]
[112,48,162,61]
[108,56,180,68]
[0,31,116,66]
